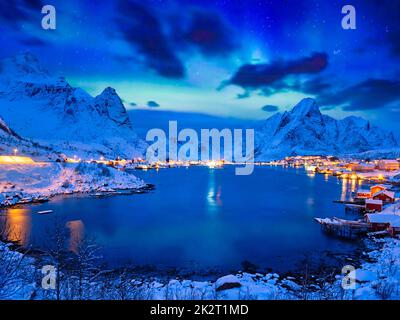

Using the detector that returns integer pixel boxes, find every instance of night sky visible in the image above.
[1,0,400,131]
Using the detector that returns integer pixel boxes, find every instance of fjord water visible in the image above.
[2,166,361,275]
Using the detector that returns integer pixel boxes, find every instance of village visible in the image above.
[278,156,400,239]
[1,151,400,240]
[1,151,400,300]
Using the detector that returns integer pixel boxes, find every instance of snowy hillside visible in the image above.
[0,162,146,207]
[255,98,399,160]
[0,116,59,160]
[0,53,146,159]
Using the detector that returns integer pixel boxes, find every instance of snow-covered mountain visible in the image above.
[0,115,59,159]
[255,98,399,160]
[0,53,146,159]
[0,116,18,138]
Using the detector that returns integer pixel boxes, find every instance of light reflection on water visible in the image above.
[0,166,366,273]
[340,178,363,201]
[66,220,85,253]
[206,169,223,213]
[0,208,31,245]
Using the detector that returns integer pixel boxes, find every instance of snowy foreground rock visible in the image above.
[0,242,36,299]
[345,239,400,300]
[2,237,400,300]
[215,275,242,291]
[0,162,145,207]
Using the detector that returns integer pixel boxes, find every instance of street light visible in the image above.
[13,148,18,156]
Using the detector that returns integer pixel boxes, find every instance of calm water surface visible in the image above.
[0,166,364,275]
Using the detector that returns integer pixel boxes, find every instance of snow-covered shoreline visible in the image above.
[2,161,400,299]
[1,236,399,300]
[0,162,147,208]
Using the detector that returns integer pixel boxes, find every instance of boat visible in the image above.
[135,164,149,170]
[32,196,50,203]
[92,192,104,198]
[367,230,389,238]
[37,210,53,215]
[345,203,365,213]
[18,198,32,204]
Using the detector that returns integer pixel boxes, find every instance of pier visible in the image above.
[314,217,369,239]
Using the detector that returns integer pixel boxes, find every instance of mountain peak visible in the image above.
[94,87,131,128]
[256,97,398,160]
[100,87,117,96]
[290,98,321,117]
[0,54,146,159]
[96,87,123,102]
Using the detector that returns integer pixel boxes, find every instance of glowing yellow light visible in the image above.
[0,155,35,164]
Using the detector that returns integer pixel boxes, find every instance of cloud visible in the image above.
[349,0,400,58]
[293,77,332,95]
[261,105,279,112]
[19,36,47,47]
[116,0,185,78]
[318,79,400,111]
[371,0,400,57]
[129,102,137,107]
[24,0,43,9]
[224,52,328,92]
[115,1,240,79]
[147,101,160,108]
[0,0,43,25]
[234,76,331,98]
[179,9,236,56]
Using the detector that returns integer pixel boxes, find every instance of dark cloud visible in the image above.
[19,37,46,47]
[348,0,400,58]
[224,52,328,91]
[180,9,236,56]
[147,101,160,108]
[24,0,43,9]
[318,79,400,111]
[129,102,137,107]
[259,81,293,96]
[259,77,331,96]
[117,0,185,78]
[261,105,279,112]
[293,77,332,95]
[0,0,43,24]
[238,76,331,98]
[370,0,400,57]
[236,91,250,99]
[115,1,239,78]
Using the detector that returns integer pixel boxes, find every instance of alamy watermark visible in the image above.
[341,265,356,290]
[342,5,356,30]
[41,5,56,30]
[39,4,355,31]
[146,121,255,175]
[41,265,56,290]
